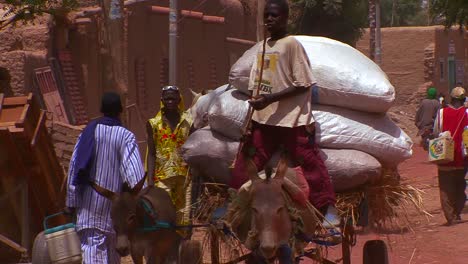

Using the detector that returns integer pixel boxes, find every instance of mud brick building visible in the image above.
[1,0,258,153]
[357,26,467,103]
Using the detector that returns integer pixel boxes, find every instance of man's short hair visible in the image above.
[266,0,289,16]
[100,91,123,116]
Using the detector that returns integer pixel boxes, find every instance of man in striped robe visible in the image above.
[65,92,145,263]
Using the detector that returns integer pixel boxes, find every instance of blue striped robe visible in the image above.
[66,124,145,233]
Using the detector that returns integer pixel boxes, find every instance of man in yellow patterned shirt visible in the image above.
[146,85,192,222]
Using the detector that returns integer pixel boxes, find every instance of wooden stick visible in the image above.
[230,30,268,168]
[0,233,27,253]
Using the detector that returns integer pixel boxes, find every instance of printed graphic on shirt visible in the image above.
[253,52,278,94]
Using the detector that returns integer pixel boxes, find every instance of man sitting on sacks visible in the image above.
[228,0,339,230]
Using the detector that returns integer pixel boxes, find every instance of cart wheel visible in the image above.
[179,240,202,264]
[363,240,388,264]
[32,231,51,264]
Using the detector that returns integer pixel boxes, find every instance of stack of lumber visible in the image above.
[0,93,65,261]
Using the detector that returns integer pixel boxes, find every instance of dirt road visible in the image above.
[313,146,468,264]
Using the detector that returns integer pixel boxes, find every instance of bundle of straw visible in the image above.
[336,168,431,231]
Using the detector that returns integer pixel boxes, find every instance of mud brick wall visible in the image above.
[356,26,437,107]
[0,15,51,96]
[48,121,84,174]
[424,43,435,83]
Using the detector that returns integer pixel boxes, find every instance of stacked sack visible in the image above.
[182,36,413,192]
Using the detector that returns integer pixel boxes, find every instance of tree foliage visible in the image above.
[380,0,425,27]
[429,0,467,28]
[289,0,368,46]
[0,0,78,30]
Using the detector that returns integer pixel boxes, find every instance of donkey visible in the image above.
[91,177,201,264]
[228,155,319,264]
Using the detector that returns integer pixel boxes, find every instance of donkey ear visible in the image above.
[189,88,199,97]
[122,182,132,193]
[130,173,147,196]
[274,155,288,181]
[245,158,261,181]
[90,181,117,200]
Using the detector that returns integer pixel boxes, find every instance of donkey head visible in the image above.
[247,156,293,260]
[90,175,146,257]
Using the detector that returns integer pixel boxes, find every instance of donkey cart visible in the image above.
[188,169,389,264]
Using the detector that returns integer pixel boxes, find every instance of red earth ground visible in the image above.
[309,146,468,264]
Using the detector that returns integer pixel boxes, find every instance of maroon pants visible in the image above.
[230,122,336,209]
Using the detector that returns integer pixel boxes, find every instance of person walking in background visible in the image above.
[65,92,145,263]
[433,87,468,225]
[415,87,440,150]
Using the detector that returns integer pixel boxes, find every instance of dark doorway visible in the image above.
[0,67,12,96]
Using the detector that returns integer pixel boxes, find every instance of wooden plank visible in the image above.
[42,91,69,123]
[31,110,45,146]
[0,107,24,125]
[14,104,29,128]
[8,128,46,224]
[26,93,33,104]
[7,127,23,133]
[3,96,29,106]
[0,121,16,127]
[30,114,66,213]
[16,104,37,141]
[0,129,24,223]
[0,234,27,253]
[31,127,58,202]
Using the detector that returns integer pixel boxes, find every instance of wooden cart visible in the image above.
[0,93,65,262]
[188,180,389,264]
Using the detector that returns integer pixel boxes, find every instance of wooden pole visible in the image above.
[20,178,30,257]
[256,0,265,42]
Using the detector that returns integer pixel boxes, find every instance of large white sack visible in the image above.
[229,36,395,113]
[204,90,411,165]
[268,149,381,191]
[229,42,260,92]
[320,149,381,192]
[189,84,231,129]
[208,89,250,140]
[313,105,413,165]
[181,128,239,184]
[182,129,381,191]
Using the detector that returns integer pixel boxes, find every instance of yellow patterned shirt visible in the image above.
[147,111,192,183]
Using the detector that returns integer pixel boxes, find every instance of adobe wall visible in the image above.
[46,121,84,174]
[0,16,52,96]
[433,28,467,95]
[68,0,256,145]
[356,26,438,106]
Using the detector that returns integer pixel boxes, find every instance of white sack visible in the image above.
[182,128,382,191]
[181,128,239,184]
[202,89,412,165]
[320,149,381,192]
[313,105,413,165]
[208,89,250,140]
[229,36,395,113]
[190,84,231,129]
[229,42,260,92]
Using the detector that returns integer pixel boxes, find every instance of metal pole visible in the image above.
[375,0,382,65]
[169,0,178,85]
